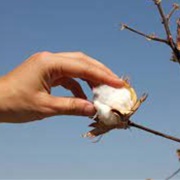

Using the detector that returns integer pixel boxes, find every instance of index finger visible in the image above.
[55,52,118,78]
[49,54,124,88]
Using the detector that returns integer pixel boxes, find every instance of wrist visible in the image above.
[0,75,17,123]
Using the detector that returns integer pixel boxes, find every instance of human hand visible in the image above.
[0,52,124,123]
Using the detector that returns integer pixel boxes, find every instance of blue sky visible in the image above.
[0,0,180,179]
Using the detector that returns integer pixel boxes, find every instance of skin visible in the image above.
[0,51,124,123]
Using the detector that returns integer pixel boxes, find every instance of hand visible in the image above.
[0,51,124,123]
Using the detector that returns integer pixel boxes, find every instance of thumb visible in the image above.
[46,96,96,117]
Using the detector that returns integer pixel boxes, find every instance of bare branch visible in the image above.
[120,24,168,44]
[121,1,180,64]
[165,167,180,180]
[153,1,180,64]
[153,0,176,48]
[129,121,180,143]
[167,3,180,22]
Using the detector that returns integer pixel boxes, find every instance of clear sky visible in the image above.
[0,0,180,179]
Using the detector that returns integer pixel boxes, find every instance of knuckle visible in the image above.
[34,94,54,118]
[66,98,81,115]
[67,98,77,111]
[74,51,87,59]
[35,51,52,62]
[79,65,92,78]
[84,64,95,74]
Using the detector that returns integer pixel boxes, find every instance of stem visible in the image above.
[154,1,173,41]
[167,4,180,22]
[129,121,180,143]
[153,0,180,64]
[153,1,180,64]
[121,24,168,44]
[167,8,177,22]
[121,1,180,64]
[165,167,180,180]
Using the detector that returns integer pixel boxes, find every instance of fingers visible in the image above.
[57,52,118,78]
[52,77,87,99]
[46,95,96,117]
[49,52,124,88]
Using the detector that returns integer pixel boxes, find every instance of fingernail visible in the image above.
[83,103,96,116]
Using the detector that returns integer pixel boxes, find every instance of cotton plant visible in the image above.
[83,0,180,143]
[83,77,147,139]
[82,77,180,143]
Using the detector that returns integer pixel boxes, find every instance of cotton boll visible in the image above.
[83,80,147,139]
[93,85,137,115]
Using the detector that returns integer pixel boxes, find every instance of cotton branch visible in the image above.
[165,167,180,180]
[121,0,180,64]
[128,121,180,143]
[164,149,180,180]
[153,0,180,61]
[167,3,180,22]
[121,24,168,44]
[146,150,180,180]
[154,0,173,40]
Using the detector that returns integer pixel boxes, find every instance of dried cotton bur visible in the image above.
[83,77,180,143]
[83,77,147,140]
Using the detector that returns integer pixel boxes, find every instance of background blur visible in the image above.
[0,0,180,179]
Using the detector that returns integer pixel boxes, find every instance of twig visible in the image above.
[129,121,180,143]
[121,24,168,44]
[165,167,180,180]
[167,3,180,22]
